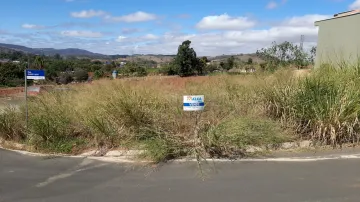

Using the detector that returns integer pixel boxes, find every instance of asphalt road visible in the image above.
[1,148,360,202]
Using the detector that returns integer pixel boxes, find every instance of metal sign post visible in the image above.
[24,69,28,129]
[183,95,205,164]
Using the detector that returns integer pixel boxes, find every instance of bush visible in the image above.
[57,73,73,84]
[93,70,104,79]
[203,117,290,158]
[73,68,89,82]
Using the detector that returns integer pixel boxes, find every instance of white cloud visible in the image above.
[349,0,360,9]
[104,11,157,22]
[61,30,103,38]
[110,14,325,56]
[266,1,278,9]
[142,34,158,40]
[196,14,256,30]
[71,10,107,18]
[7,13,326,56]
[22,24,45,29]
[115,36,127,42]
[281,14,331,27]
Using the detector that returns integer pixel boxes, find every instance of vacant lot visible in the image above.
[2,66,360,162]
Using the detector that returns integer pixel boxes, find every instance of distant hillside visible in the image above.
[0,43,262,63]
[0,43,107,58]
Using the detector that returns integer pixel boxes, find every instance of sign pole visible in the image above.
[24,70,28,130]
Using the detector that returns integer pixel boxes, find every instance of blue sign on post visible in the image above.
[26,70,45,80]
[183,95,205,111]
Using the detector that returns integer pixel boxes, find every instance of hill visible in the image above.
[0,43,107,58]
[0,43,263,63]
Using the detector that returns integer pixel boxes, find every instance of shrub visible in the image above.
[73,68,89,82]
[57,73,73,84]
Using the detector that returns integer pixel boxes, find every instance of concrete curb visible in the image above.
[2,145,360,164]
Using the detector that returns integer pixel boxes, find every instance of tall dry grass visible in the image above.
[0,73,293,161]
[263,65,360,147]
[9,68,353,161]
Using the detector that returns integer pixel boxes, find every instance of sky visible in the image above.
[0,0,360,56]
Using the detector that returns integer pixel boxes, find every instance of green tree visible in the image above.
[226,56,235,70]
[247,58,253,64]
[34,56,45,69]
[174,40,198,77]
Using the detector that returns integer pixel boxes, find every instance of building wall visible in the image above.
[315,14,360,68]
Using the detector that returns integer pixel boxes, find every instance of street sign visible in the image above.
[183,95,204,111]
[26,70,45,80]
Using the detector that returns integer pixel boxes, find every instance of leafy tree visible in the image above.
[174,40,198,77]
[247,58,253,64]
[34,56,45,69]
[256,41,314,70]
[226,56,235,70]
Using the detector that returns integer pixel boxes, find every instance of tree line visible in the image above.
[0,40,317,87]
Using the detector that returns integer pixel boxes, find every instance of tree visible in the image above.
[174,40,198,77]
[247,58,253,64]
[226,56,235,70]
[256,41,313,70]
[34,56,45,69]
[54,54,62,60]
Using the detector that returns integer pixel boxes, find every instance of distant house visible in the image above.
[314,10,360,68]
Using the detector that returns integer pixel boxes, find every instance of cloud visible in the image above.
[349,0,360,9]
[71,10,107,18]
[121,28,142,34]
[266,1,278,9]
[104,11,157,22]
[196,14,256,30]
[281,14,330,26]
[4,13,327,56]
[21,24,46,29]
[60,30,103,38]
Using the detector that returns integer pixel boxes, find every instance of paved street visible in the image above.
[1,148,360,202]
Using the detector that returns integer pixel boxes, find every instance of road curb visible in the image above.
[2,145,360,163]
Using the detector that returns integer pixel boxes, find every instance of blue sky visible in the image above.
[0,0,359,55]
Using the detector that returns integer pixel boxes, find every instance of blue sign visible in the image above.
[26,70,45,80]
[183,95,204,111]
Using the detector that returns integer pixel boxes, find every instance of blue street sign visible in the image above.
[26,70,45,80]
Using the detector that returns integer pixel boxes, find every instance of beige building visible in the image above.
[314,10,360,68]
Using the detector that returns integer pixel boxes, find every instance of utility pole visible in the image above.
[300,35,305,51]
